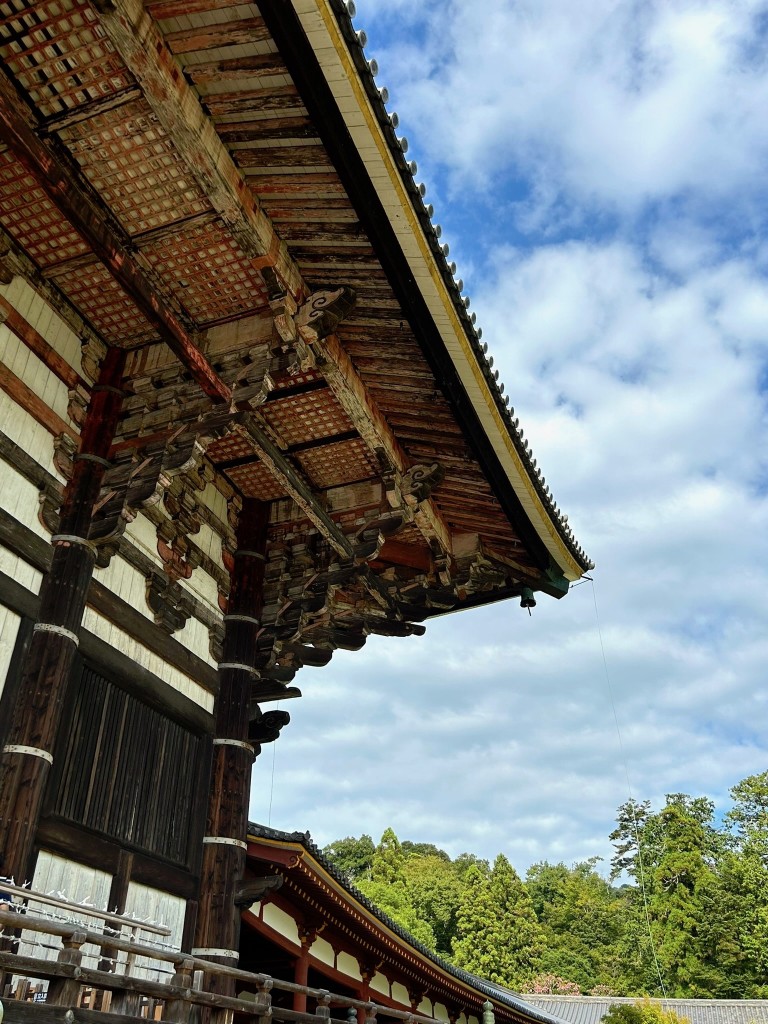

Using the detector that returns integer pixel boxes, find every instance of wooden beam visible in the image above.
[195,500,268,974]
[93,0,306,302]
[0,357,78,441]
[0,69,231,405]
[313,332,452,554]
[0,295,83,390]
[164,16,271,53]
[235,411,354,560]
[0,349,126,884]
[183,53,287,85]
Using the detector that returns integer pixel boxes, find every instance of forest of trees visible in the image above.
[321,771,768,998]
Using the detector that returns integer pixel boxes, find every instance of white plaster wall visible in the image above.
[390,981,410,1007]
[0,277,82,374]
[311,935,335,968]
[125,514,222,629]
[0,604,20,700]
[261,902,300,945]
[0,320,71,427]
[370,972,390,997]
[419,998,433,1016]
[337,951,362,982]
[433,1003,450,1022]
[19,851,113,969]
[95,553,154,622]
[0,393,60,480]
[81,607,214,712]
[0,540,43,597]
[0,460,50,539]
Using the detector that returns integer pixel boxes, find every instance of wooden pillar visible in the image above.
[292,946,310,1012]
[193,499,269,986]
[0,348,126,882]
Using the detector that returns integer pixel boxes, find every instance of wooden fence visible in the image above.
[0,886,473,1024]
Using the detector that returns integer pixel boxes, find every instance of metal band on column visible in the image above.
[212,738,255,755]
[3,745,53,766]
[33,622,79,646]
[203,836,248,850]
[191,947,240,959]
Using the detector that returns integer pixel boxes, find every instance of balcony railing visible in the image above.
[0,886,485,1024]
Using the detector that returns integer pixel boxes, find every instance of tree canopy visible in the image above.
[321,771,768,997]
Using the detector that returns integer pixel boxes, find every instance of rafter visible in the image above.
[0,68,231,405]
[310,331,452,554]
[92,0,306,303]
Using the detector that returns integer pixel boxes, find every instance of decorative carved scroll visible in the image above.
[296,287,356,342]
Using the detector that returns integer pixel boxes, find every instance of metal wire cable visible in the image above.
[589,577,668,998]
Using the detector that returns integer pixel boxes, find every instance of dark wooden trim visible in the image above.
[0,357,77,440]
[80,635,214,737]
[0,615,33,755]
[257,0,554,575]
[35,817,200,899]
[0,507,219,697]
[0,575,214,736]
[182,898,199,953]
[0,427,225,631]
[88,576,219,696]
[0,294,83,390]
[108,849,134,915]
[0,429,56,492]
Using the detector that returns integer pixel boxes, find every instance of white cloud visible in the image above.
[250,1,768,877]
[361,0,768,216]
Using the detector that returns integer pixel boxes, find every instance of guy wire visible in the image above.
[590,578,668,998]
[268,701,279,827]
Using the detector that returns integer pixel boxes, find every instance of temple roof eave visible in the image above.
[279,0,593,580]
[246,823,573,1024]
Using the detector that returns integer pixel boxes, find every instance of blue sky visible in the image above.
[249,0,768,874]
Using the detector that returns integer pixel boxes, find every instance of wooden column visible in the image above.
[293,947,310,1012]
[293,924,320,1012]
[193,499,269,985]
[0,348,126,883]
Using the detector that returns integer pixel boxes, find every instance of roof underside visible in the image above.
[0,0,591,662]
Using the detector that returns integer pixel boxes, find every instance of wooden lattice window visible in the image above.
[51,663,204,867]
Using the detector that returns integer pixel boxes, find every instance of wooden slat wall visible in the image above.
[121,881,186,979]
[20,850,113,967]
[52,665,204,867]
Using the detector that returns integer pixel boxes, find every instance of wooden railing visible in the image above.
[0,894,462,1024]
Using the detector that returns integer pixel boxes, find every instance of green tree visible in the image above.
[403,853,463,957]
[527,859,625,993]
[610,793,727,996]
[356,828,437,950]
[370,827,405,883]
[401,841,450,861]
[726,771,768,848]
[648,800,716,995]
[454,852,491,880]
[602,998,690,1024]
[452,855,543,988]
[323,834,375,882]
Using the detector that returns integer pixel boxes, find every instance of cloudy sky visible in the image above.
[250,0,768,874]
